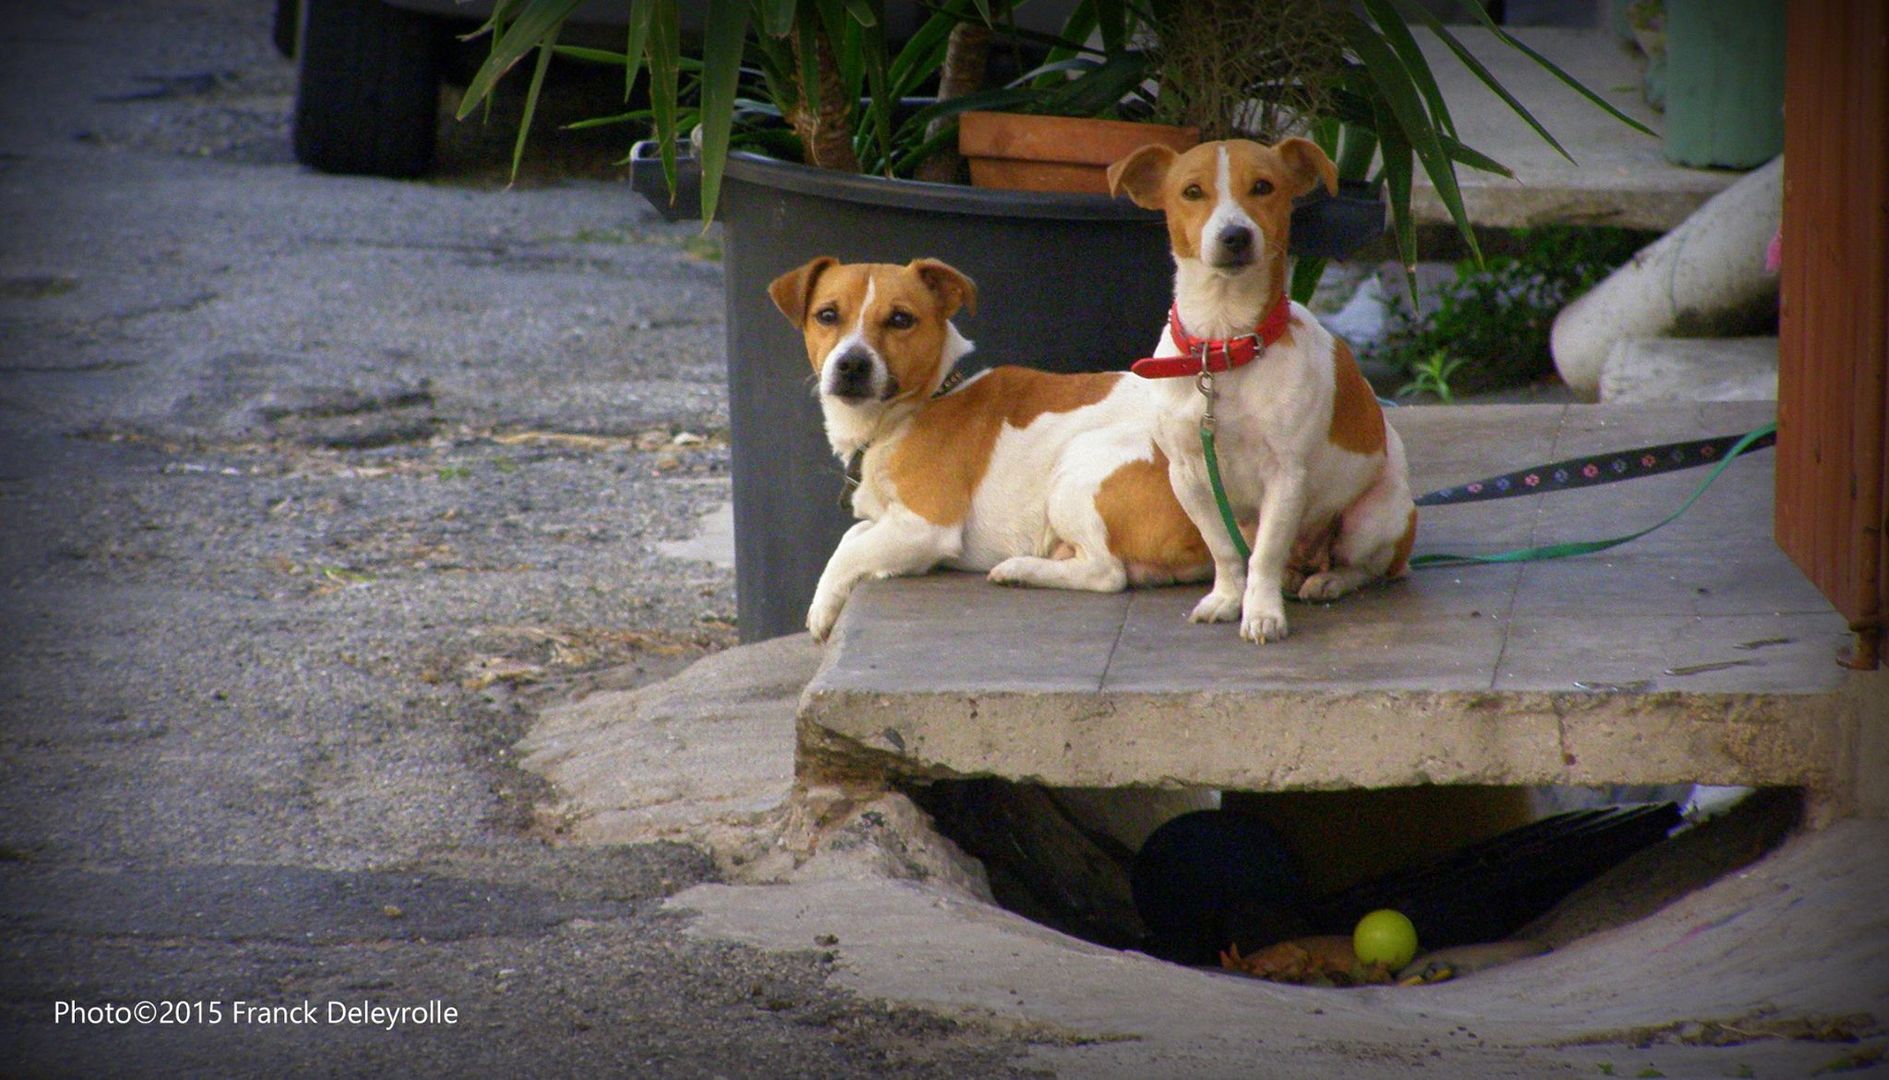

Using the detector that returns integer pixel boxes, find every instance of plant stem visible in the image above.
[915,18,993,183]
[790,22,860,172]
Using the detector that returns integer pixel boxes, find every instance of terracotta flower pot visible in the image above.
[958,111,1199,195]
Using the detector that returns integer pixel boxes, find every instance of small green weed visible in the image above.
[1374,226,1650,398]
[436,465,471,481]
[1395,351,1466,403]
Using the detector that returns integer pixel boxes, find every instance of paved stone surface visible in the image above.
[1600,336,1779,403]
[804,402,1877,797]
[0,2,1038,1075]
[1413,27,1742,230]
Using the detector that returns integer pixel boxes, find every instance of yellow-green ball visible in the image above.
[1353,909,1419,969]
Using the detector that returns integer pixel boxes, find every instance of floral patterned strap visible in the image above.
[1410,425,1779,569]
[1415,428,1778,508]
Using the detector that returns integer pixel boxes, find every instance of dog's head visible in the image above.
[1107,139,1336,278]
[768,256,976,418]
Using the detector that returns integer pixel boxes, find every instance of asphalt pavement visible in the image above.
[0,2,1032,1075]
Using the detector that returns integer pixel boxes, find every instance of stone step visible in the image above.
[1600,336,1778,403]
[800,402,1878,811]
[1411,28,1742,231]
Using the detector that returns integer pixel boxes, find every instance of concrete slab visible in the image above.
[802,403,1875,798]
[1412,28,1742,230]
[1600,337,1779,403]
[518,634,818,848]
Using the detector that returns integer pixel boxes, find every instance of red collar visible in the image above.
[1132,295,1293,379]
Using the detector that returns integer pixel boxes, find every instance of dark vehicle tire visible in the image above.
[291,0,445,178]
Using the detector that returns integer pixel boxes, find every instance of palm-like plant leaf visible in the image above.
[1386,0,1574,161]
[853,0,895,169]
[622,0,656,100]
[696,0,752,220]
[1361,0,1455,138]
[1344,10,1480,263]
[510,28,562,180]
[1376,103,1420,298]
[459,0,582,121]
[1453,0,1654,137]
[646,0,682,201]
[757,0,797,37]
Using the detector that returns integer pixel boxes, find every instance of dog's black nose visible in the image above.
[834,349,872,380]
[1217,225,1253,255]
[830,348,875,398]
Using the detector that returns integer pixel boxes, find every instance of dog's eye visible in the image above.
[886,310,916,330]
[814,305,840,325]
[1181,183,1204,201]
[1251,179,1274,196]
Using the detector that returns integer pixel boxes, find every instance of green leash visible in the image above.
[1196,398,1777,571]
[1409,422,1777,568]
[1201,424,1251,563]
[1197,369,1253,563]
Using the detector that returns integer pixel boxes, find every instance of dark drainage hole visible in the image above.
[908,780,1801,987]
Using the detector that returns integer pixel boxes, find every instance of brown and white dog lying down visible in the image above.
[768,256,1210,642]
[1107,138,1419,644]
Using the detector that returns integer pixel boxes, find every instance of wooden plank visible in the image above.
[1776,0,1888,665]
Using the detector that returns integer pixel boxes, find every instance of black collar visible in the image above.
[840,447,866,511]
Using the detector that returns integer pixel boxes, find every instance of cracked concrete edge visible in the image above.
[516,634,994,894]
[800,684,1862,798]
[662,819,1889,1078]
[515,633,1888,1074]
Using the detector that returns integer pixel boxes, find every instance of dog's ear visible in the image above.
[1107,144,1178,209]
[910,258,976,318]
[768,256,839,324]
[1276,137,1338,199]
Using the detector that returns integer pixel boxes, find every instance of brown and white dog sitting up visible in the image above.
[1106,138,1418,644]
[769,256,1210,641]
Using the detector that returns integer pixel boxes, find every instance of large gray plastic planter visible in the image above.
[637,146,1382,642]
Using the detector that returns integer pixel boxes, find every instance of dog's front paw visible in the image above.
[1189,590,1243,624]
[806,593,844,643]
[1240,603,1289,644]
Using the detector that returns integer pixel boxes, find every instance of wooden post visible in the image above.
[1776,0,1889,670]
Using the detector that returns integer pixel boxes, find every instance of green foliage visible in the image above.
[1395,350,1466,403]
[1375,226,1648,398]
[459,0,1654,248]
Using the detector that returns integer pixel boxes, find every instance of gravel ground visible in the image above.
[0,2,1037,1075]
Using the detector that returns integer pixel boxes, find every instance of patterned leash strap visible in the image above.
[1410,423,1778,569]
[1415,427,1777,507]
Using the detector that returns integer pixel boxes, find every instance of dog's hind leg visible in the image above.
[1302,433,1417,602]
[987,492,1127,592]
[988,430,1146,593]
[988,551,1128,591]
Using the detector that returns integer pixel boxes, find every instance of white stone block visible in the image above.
[1553,157,1781,398]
